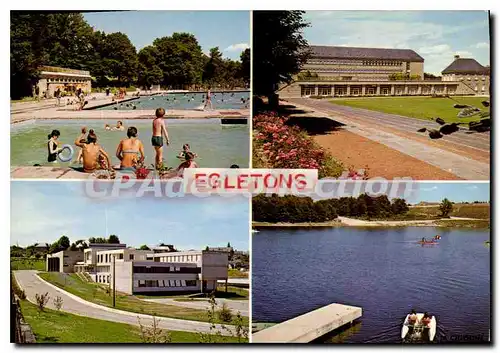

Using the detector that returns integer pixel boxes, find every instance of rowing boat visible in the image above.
[401,313,437,342]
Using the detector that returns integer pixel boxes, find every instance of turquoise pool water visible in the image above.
[11,119,249,168]
[95,92,250,110]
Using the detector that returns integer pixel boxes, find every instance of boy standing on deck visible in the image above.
[152,107,170,169]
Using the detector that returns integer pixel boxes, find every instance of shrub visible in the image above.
[53,296,63,311]
[35,292,50,312]
[217,303,233,323]
[253,112,344,177]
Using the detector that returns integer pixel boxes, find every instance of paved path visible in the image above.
[14,270,235,335]
[142,298,249,317]
[284,98,489,180]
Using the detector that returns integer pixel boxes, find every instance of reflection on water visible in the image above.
[252,227,490,343]
[11,119,249,168]
[96,92,250,110]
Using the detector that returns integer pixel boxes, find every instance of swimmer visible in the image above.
[176,151,198,177]
[114,121,125,131]
[105,124,112,131]
[47,130,62,163]
[176,143,198,159]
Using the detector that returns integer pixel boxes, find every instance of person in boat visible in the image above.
[176,151,198,177]
[408,309,418,326]
[47,130,62,163]
[115,127,145,170]
[74,129,111,173]
[421,237,426,243]
[421,312,432,328]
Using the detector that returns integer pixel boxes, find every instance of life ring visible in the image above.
[57,144,74,162]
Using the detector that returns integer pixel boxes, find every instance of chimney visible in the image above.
[454,54,460,60]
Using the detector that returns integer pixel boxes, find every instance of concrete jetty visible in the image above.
[252,303,362,343]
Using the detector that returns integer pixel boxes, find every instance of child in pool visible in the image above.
[176,152,198,177]
[105,124,112,131]
[176,144,198,159]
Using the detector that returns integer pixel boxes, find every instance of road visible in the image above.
[142,298,249,317]
[284,98,490,180]
[14,270,235,335]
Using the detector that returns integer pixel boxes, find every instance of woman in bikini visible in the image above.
[116,127,145,170]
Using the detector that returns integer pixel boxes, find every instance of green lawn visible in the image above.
[39,272,248,326]
[11,258,45,271]
[20,300,240,343]
[409,203,490,219]
[228,269,248,279]
[330,96,489,123]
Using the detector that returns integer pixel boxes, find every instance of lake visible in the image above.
[252,227,490,343]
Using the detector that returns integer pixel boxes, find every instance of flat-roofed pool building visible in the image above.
[46,250,84,273]
[36,66,92,98]
[279,45,478,98]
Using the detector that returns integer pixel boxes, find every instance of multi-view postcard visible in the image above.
[10,9,491,346]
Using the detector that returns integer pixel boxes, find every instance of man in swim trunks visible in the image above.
[152,107,170,169]
[75,128,111,173]
[203,86,213,110]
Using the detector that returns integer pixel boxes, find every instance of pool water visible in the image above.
[11,119,249,168]
[95,92,250,111]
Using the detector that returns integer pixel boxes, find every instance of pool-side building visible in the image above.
[441,55,490,95]
[278,45,485,98]
[35,66,92,98]
[46,244,228,295]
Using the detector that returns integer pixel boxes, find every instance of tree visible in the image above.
[58,236,70,250]
[253,11,310,107]
[139,245,151,251]
[205,246,209,251]
[108,235,120,244]
[69,243,78,251]
[439,198,454,217]
[203,47,224,85]
[227,242,231,248]
[239,48,250,85]
[391,198,409,215]
[101,32,138,86]
[137,46,163,89]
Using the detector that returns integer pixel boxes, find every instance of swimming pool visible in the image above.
[11,119,249,168]
[95,91,250,111]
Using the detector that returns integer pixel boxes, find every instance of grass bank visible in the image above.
[19,300,238,343]
[330,96,488,123]
[228,269,248,279]
[409,203,490,219]
[38,272,248,326]
[435,219,490,229]
[11,258,45,271]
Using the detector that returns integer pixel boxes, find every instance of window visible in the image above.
[129,254,134,260]
[105,254,108,263]
[118,254,123,260]
[186,280,197,287]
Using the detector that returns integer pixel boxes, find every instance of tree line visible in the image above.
[11,12,250,99]
[252,194,410,223]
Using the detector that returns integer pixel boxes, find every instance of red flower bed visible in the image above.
[253,112,325,170]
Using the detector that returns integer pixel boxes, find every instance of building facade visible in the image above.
[441,55,490,95]
[36,66,92,98]
[46,245,228,295]
[279,45,478,98]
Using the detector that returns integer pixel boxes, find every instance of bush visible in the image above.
[53,296,63,311]
[217,303,233,323]
[11,273,26,300]
[253,112,344,178]
[35,292,50,312]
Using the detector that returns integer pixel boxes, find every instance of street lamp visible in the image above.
[112,254,116,307]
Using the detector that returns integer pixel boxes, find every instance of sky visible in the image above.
[83,11,250,60]
[303,11,490,75]
[11,182,249,249]
[408,182,490,204]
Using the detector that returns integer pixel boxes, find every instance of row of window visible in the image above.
[305,67,401,74]
[158,255,201,263]
[135,279,198,288]
[309,59,404,67]
[46,78,88,83]
[133,266,201,274]
[98,253,129,263]
[97,275,110,284]
[302,85,457,96]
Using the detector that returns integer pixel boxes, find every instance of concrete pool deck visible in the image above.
[252,303,362,343]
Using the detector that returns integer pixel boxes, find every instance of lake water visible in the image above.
[11,119,249,168]
[252,227,490,343]
[95,92,250,110]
